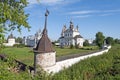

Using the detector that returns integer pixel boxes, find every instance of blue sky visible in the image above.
[9,0,120,40]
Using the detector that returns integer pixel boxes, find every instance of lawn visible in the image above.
[1,46,98,66]
[2,47,34,66]
[55,46,98,57]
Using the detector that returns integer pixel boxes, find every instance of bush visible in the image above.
[70,44,74,49]
[13,44,25,48]
[83,40,90,46]
[75,44,79,49]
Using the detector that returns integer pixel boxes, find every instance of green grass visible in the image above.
[2,47,34,66]
[55,46,98,57]
[1,46,98,66]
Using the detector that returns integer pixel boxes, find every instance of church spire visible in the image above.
[69,20,74,30]
[76,25,79,31]
[35,9,54,53]
[61,25,66,37]
[43,9,49,35]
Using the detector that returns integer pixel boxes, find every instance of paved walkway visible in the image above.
[44,46,111,74]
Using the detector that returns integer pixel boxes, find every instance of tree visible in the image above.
[83,40,89,46]
[0,0,30,51]
[114,38,120,44]
[70,44,74,49]
[95,32,105,49]
[16,37,23,43]
[106,37,114,45]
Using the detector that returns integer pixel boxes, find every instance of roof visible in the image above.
[74,35,83,39]
[34,10,54,53]
[59,36,64,39]
[8,33,14,39]
[34,28,55,53]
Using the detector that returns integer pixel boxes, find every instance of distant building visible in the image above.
[22,29,42,47]
[4,33,16,46]
[59,21,84,47]
[88,39,93,45]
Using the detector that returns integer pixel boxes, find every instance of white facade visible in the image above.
[22,29,42,47]
[59,21,84,47]
[4,33,16,46]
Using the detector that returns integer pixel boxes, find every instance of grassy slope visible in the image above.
[2,47,34,66]
[52,44,120,80]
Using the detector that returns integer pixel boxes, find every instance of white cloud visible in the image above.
[100,13,113,16]
[67,9,120,18]
[27,0,80,5]
[103,9,120,13]
[40,0,64,4]
[27,0,38,4]
[68,10,99,15]
[68,9,120,15]
[73,15,92,18]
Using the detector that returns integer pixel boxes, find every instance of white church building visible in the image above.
[59,21,84,47]
[22,29,42,47]
[4,33,16,46]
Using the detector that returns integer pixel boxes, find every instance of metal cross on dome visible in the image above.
[45,9,49,16]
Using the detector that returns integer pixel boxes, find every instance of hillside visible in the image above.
[52,44,120,80]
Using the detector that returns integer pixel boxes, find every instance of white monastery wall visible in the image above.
[44,46,111,74]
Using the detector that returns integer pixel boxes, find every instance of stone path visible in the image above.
[44,46,111,74]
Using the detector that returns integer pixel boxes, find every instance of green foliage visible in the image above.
[95,32,105,49]
[0,0,30,30]
[0,56,33,80]
[70,44,74,49]
[13,44,25,48]
[15,37,23,43]
[83,40,90,46]
[114,38,120,44]
[0,0,30,52]
[106,37,114,45]
[0,24,5,52]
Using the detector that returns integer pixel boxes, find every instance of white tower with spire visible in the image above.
[34,10,56,72]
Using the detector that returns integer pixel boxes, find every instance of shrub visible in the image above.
[75,43,79,49]
[70,44,74,49]
[13,44,25,48]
